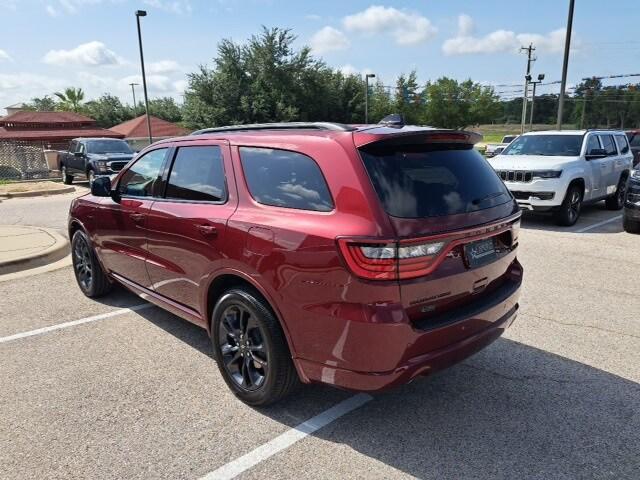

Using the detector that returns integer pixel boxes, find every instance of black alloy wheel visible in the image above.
[218,303,269,391]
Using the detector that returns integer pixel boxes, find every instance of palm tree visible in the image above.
[54,87,85,112]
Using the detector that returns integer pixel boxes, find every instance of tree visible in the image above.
[182,27,364,129]
[24,95,57,111]
[54,87,85,112]
[84,94,133,128]
[423,77,501,129]
[393,71,423,125]
[148,97,183,123]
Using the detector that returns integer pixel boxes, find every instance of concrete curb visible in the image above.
[0,226,70,275]
[0,185,76,199]
[0,254,72,283]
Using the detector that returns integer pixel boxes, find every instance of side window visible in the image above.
[615,135,630,155]
[239,147,334,212]
[600,135,617,156]
[586,135,600,153]
[165,146,227,202]
[78,143,86,154]
[117,148,167,197]
[69,140,78,153]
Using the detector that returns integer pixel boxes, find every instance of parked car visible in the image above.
[485,135,518,158]
[623,168,640,233]
[59,138,135,185]
[68,122,523,405]
[489,130,633,226]
[625,130,640,167]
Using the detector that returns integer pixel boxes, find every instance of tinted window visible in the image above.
[615,135,630,154]
[69,141,78,153]
[87,139,132,154]
[117,148,166,197]
[502,136,517,143]
[627,132,640,147]
[360,145,511,218]
[240,147,333,212]
[165,146,226,202]
[586,135,601,153]
[502,135,583,156]
[600,135,617,156]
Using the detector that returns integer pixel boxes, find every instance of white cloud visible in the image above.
[173,79,188,94]
[43,41,124,66]
[148,60,181,74]
[118,74,173,92]
[309,26,350,54]
[0,73,67,108]
[343,5,437,46]
[143,0,192,15]
[339,64,374,77]
[46,5,59,16]
[0,49,12,62]
[443,15,570,56]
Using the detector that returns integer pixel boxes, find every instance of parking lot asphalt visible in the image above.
[1,198,638,479]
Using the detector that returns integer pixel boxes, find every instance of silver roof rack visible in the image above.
[190,122,356,135]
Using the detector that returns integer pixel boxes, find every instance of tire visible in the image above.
[211,288,299,406]
[87,168,96,187]
[71,230,112,298]
[554,183,583,226]
[61,164,73,185]
[623,216,640,234]
[605,175,628,210]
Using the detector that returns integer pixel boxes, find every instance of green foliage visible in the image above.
[54,87,85,112]
[148,97,183,123]
[24,95,57,111]
[84,94,134,128]
[423,77,501,129]
[182,27,364,129]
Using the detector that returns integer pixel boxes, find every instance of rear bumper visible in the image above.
[295,268,522,392]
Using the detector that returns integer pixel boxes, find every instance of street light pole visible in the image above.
[557,0,575,130]
[129,82,139,116]
[364,73,376,124]
[135,10,153,145]
[529,73,545,131]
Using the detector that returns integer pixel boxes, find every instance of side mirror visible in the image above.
[586,148,607,160]
[91,176,112,197]
[74,151,84,158]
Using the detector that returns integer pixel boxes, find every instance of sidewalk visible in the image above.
[0,225,70,275]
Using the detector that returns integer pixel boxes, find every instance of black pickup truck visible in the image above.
[59,138,135,185]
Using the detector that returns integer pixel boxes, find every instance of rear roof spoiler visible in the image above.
[353,127,483,148]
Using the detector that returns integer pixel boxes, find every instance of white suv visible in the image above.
[489,130,633,226]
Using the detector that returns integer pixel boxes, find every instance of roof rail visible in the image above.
[190,122,356,135]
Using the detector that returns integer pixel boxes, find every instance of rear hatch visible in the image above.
[351,128,521,335]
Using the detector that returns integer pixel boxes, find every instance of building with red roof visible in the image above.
[110,114,189,150]
[0,111,124,148]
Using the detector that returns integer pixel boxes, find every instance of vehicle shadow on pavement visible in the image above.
[520,204,624,234]
[312,338,640,479]
[126,305,640,478]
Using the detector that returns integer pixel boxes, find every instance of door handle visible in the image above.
[197,224,218,237]
[130,212,146,224]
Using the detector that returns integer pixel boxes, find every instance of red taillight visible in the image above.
[337,238,448,280]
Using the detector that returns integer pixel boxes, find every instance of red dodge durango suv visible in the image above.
[69,122,523,405]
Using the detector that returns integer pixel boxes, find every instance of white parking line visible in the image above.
[575,215,623,233]
[200,393,373,480]
[0,304,153,344]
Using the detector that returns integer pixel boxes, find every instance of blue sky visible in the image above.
[1,0,639,112]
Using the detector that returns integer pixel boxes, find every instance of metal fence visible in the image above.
[0,141,62,180]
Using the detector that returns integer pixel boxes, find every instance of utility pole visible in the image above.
[135,10,153,145]
[557,0,575,130]
[520,44,536,134]
[364,73,376,124]
[129,82,139,116]
[529,73,545,131]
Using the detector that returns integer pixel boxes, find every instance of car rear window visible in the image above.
[165,146,227,202]
[239,147,334,212]
[359,144,511,218]
[615,135,630,154]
